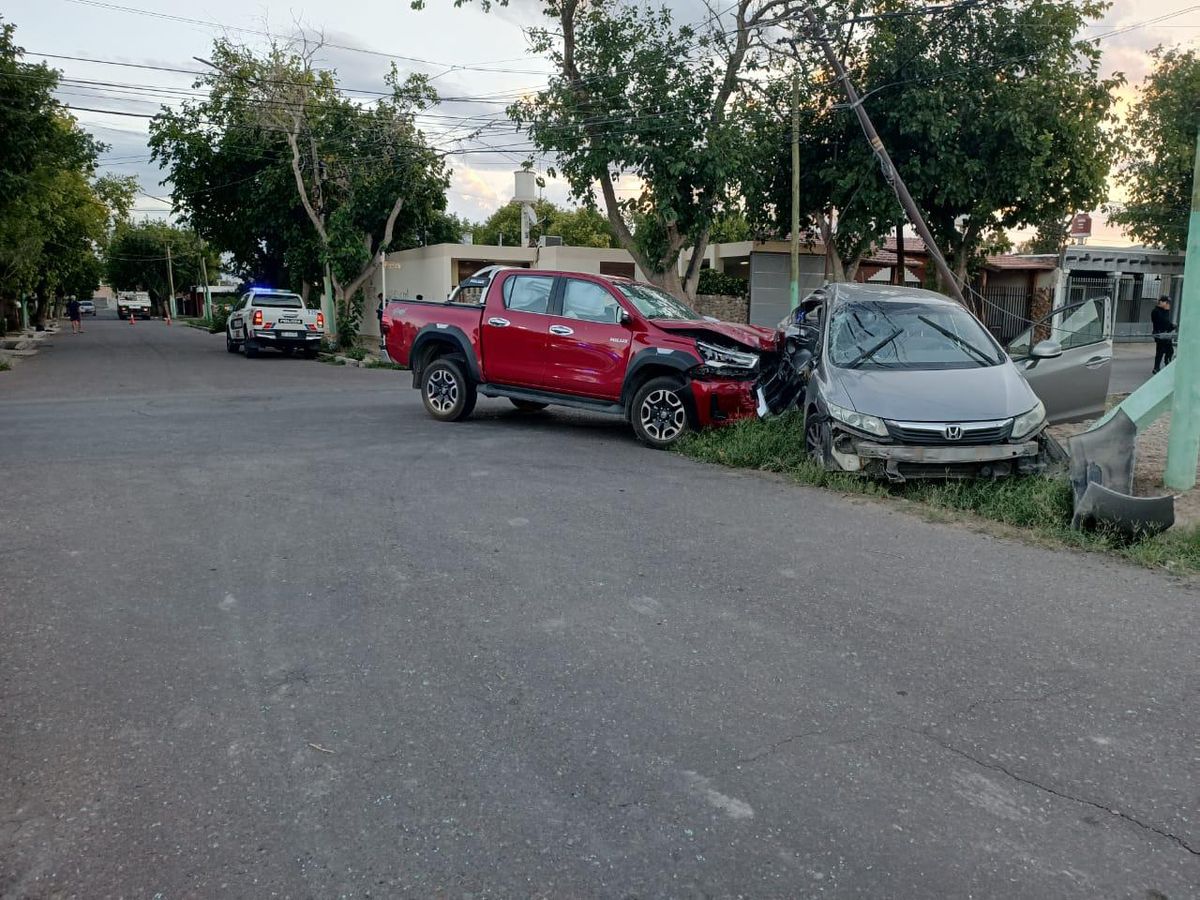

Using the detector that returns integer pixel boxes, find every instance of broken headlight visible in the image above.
[1011,399,1046,440]
[696,340,759,372]
[826,401,888,438]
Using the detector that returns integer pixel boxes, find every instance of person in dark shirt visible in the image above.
[66,298,82,334]
[1151,296,1174,373]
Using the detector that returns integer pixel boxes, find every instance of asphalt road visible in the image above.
[1111,342,1158,396]
[2,315,1199,898]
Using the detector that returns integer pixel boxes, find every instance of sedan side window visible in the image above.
[502,275,555,314]
[1053,298,1106,350]
[1008,298,1106,358]
[562,279,621,324]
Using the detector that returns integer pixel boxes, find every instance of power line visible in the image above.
[60,0,554,75]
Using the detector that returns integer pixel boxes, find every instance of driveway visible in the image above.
[1,316,1198,897]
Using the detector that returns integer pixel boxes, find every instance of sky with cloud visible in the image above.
[5,0,1199,248]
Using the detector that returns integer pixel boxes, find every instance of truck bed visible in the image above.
[381,299,484,368]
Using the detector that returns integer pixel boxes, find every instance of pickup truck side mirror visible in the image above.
[619,310,633,326]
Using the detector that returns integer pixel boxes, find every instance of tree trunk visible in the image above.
[818,214,848,282]
[681,231,711,301]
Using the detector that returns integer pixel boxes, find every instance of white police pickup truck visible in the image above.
[226,289,325,358]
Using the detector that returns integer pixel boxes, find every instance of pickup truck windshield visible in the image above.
[616,283,701,321]
[828,300,1001,370]
[252,293,304,308]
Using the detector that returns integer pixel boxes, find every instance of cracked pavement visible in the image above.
[2,315,1199,897]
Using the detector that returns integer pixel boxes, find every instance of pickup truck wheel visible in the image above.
[510,400,548,412]
[243,338,260,359]
[303,347,319,359]
[226,331,239,353]
[421,357,477,422]
[631,377,692,449]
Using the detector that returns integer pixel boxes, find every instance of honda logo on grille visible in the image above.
[944,424,964,441]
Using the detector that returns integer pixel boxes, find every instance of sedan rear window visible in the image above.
[828,300,1001,370]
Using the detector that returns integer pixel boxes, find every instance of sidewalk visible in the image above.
[0,325,58,368]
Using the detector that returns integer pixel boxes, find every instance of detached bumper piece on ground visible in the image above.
[1068,411,1174,536]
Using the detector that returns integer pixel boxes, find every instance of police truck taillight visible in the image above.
[252,309,263,326]
[316,312,325,329]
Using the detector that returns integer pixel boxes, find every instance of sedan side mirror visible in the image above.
[1031,339,1063,360]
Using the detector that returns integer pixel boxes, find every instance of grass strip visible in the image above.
[677,413,1200,575]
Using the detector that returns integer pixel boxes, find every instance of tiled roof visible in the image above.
[985,255,1057,271]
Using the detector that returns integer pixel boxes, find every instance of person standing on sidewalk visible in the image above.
[1152,295,1175,373]
[67,298,83,334]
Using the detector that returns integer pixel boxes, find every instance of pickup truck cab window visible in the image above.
[251,292,304,308]
[502,275,554,315]
[562,278,622,324]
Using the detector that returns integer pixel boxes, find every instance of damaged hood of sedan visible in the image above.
[836,364,1039,421]
[653,320,779,352]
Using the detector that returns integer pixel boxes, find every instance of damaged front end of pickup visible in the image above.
[677,329,812,428]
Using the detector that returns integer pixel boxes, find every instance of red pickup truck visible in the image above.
[381,267,802,448]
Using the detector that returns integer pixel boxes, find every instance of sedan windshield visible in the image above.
[616,283,701,321]
[828,300,1001,370]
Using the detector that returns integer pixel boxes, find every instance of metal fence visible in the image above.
[979,285,1032,342]
[1066,275,1147,342]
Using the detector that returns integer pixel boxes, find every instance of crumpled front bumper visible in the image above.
[853,440,1041,464]
[836,435,1044,481]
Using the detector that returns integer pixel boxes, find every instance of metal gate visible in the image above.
[748,252,825,327]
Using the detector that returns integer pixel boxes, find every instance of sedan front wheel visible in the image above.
[805,410,835,471]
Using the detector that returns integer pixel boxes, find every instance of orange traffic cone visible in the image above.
[129,310,135,325]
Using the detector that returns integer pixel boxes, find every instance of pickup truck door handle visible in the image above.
[487,317,510,328]
[1085,355,1110,369]
[549,325,574,336]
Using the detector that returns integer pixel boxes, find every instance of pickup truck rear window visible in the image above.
[252,293,304,308]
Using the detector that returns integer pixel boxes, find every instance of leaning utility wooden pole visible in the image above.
[790,72,802,310]
[165,244,176,322]
[798,7,966,307]
[1164,129,1200,490]
[199,254,212,322]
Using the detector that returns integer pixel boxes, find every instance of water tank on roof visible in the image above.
[513,170,538,203]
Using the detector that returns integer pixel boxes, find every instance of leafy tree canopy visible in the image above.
[1110,46,1200,252]
[105,221,219,304]
[0,17,117,325]
[150,38,451,340]
[471,199,616,248]
[741,0,1120,287]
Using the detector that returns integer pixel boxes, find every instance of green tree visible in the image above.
[0,18,112,326]
[860,0,1120,290]
[471,200,615,248]
[433,0,783,298]
[739,0,1119,289]
[1110,47,1200,252]
[150,38,450,342]
[93,174,139,238]
[105,221,219,311]
[738,72,900,281]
